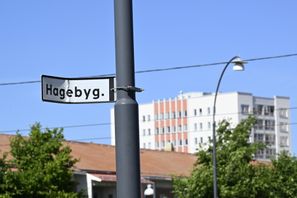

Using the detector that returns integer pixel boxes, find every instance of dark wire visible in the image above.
[0,123,110,134]
[1,53,297,86]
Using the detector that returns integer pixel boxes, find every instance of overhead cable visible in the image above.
[1,53,297,87]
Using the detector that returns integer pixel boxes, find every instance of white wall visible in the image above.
[139,103,155,149]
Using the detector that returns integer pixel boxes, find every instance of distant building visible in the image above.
[110,92,291,160]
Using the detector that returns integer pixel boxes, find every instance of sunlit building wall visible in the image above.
[110,92,291,160]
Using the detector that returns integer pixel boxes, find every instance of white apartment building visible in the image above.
[110,92,291,160]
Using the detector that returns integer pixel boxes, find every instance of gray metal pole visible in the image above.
[114,0,141,198]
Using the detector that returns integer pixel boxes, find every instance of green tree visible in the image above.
[269,153,297,197]
[0,154,9,190]
[173,117,275,198]
[0,124,81,198]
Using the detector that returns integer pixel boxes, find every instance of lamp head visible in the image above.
[232,56,246,71]
[144,184,154,196]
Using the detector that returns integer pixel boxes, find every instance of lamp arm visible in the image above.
[213,56,239,118]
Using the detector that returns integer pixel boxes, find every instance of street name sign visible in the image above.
[41,75,115,104]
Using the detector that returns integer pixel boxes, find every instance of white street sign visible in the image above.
[42,75,115,104]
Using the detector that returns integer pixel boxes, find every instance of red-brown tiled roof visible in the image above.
[0,134,13,156]
[0,134,196,177]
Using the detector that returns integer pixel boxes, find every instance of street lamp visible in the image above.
[144,184,154,197]
[212,56,246,198]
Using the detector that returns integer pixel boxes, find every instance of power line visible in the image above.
[0,80,40,86]
[246,53,297,62]
[1,53,297,87]
[0,136,112,148]
[68,136,111,142]
[0,122,110,134]
[135,53,297,74]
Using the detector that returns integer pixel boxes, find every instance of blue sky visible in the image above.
[1,1,297,153]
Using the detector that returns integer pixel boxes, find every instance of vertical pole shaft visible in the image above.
[212,120,218,198]
[114,0,141,198]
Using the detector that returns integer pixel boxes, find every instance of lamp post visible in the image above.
[212,56,246,198]
[114,0,141,198]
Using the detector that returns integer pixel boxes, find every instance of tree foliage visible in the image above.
[269,154,297,197]
[173,117,297,198]
[0,124,81,198]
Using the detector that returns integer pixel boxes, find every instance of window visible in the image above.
[255,119,263,130]
[280,136,288,147]
[265,148,276,159]
[207,107,211,115]
[194,109,197,116]
[241,104,249,114]
[173,141,176,146]
[199,108,202,116]
[167,126,170,133]
[147,115,151,121]
[178,125,182,132]
[173,126,176,133]
[195,138,198,144]
[265,120,275,130]
[185,139,188,145]
[172,112,176,119]
[159,113,164,120]
[142,129,146,136]
[164,112,169,119]
[199,123,203,131]
[265,134,275,145]
[161,127,165,134]
[184,110,187,117]
[142,115,146,122]
[148,129,151,136]
[156,141,159,148]
[155,128,159,134]
[148,142,151,149]
[268,106,275,116]
[280,122,288,132]
[255,149,264,159]
[200,137,203,143]
[178,111,182,118]
[264,106,274,116]
[183,125,188,131]
[179,139,183,146]
[208,122,211,130]
[254,133,264,142]
[279,109,288,118]
[194,123,198,131]
[154,114,158,120]
[254,105,263,115]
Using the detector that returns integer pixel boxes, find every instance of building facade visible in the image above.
[110,92,291,160]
